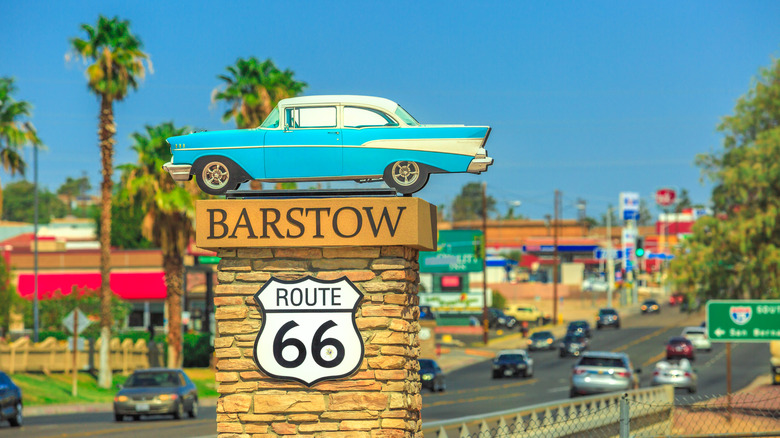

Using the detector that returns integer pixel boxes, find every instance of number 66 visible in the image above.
[273,320,346,368]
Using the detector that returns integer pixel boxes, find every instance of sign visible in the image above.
[196,197,436,250]
[707,300,780,342]
[619,192,640,221]
[198,256,221,264]
[420,229,483,273]
[63,309,91,335]
[253,276,364,386]
[594,249,624,260]
[655,188,677,207]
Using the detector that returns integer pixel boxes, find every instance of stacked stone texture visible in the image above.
[214,246,422,438]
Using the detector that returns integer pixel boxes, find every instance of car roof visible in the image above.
[497,349,527,355]
[643,298,658,302]
[599,308,617,313]
[669,336,690,342]
[277,95,400,113]
[581,351,628,359]
[683,326,705,332]
[569,320,589,325]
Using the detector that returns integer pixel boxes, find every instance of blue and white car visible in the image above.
[163,95,493,195]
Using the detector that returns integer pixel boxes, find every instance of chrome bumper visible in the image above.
[163,161,193,182]
[467,154,494,173]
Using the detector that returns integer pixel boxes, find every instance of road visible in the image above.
[420,304,770,423]
[3,304,770,436]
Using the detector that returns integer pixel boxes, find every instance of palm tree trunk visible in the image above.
[164,249,184,368]
[98,96,115,388]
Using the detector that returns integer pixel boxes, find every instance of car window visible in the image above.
[344,106,398,128]
[498,354,524,361]
[394,105,419,126]
[286,106,337,128]
[579,357,625,368]
[260,107,280,128]
[0,372,9,385]
[125,371,181,388]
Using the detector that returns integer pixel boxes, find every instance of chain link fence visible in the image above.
[422,385,780,437]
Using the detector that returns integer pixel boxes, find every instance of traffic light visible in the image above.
[634,237,645,257]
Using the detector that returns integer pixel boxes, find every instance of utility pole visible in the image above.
[553,190,560,325]
[482,181,489,345]
[606,207,615,307]
[33,143,39,343]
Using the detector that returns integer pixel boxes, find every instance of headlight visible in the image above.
[158,394,178,401]
[114,395,128,402]
[493,364,500,369]
[422,373,434,381]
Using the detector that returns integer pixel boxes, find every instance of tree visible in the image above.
[1,180,66,223]
[119,122,199,368]
[0,255,27,337]
[57,175,92,215]
[38,286,129,338]
[69,15,151,389]
[212,57,306,189]
[675,188,693,212]
[451,182,496,221]
[91,197,152,249]
[0,77,41,218]
[637,198,653,226]
[672,58,780,301]
[598,204,619,227]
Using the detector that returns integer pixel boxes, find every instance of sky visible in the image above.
[3,1,780,221]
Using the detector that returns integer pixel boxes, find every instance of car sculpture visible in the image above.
[164,95,493,195]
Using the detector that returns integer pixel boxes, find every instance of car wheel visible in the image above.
[438,379,446,392]
[114,413,123,422]
[559,351,565,358]
[492,371,501,379]
[9,402,22,427]
[174,401,185,420]
[195,157,242,195]
[132,415,141,421]
[569,388,577,398]
[616,324,621,329]
[689,385,697,394]
[383,161,429,195]
[189,399,199,418]
[525,368,533,378]
[597,325,602,330]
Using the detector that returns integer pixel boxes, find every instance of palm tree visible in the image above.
[0,77,41,217]
[212,57,306,189]
[69,16,151,388]
[120,122,198,368]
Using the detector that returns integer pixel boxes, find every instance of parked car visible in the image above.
[567,320,592,338]
[641,299,661,314]
[559,333,589,357]
[596,308,620,329]
[682,326,712,352]
[570,351,640,398]
[164,95,493,195]
[504,304,545,326]
[0,371,22,427]
[651,359,697,393]
[114,368,199,421]
[582,277,609,293]
[669,293,685,306]
[527,331,556,351]
[418,359,446,392]
[487,308,517,329]
[666,337,695,361]
[492,349,534,379]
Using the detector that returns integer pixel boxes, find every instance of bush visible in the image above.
[491,290,507,310]
[183,333,212,367]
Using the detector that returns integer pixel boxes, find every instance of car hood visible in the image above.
[494,358,527,365]
[118,387,179,397]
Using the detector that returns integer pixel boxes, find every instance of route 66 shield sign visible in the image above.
[253,276,364,386]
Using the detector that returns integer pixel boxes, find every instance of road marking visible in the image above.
[37,418,214,438]
[423,391,527,408]
[642,351,667,367]
[548,386,569,393]
[704,344,739,368]
[431,378,537,396]
[612,326,669,353]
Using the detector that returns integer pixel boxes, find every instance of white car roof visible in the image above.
[277,95,400,113]
[683,327,705,333]
[497,349,527,356]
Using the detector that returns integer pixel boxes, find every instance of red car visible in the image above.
[669,293,685,306]
[666,336,695,361]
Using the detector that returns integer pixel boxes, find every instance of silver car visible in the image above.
[570,351,640,398]
[682,326,712,352]
[651,359,697,393]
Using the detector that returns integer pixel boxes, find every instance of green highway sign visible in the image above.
[198,256,221,264]
[420,229,483,273]
[706,300,780,342]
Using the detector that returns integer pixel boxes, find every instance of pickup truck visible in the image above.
[504,304,545,325]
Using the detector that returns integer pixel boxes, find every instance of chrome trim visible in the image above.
[163,162,193,181]
[467,156,494,173]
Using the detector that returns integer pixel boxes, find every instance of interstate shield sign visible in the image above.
[253,276,364,386]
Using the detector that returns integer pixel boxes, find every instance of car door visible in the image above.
[264,105,342,179]
[0,373,10,418]
[340,106,401,177]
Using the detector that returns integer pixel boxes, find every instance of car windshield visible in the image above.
[532,332,552,339]
[125,372,180,388]
[498,354,524,361]
[569,322,587,329]
[260,108,280,128]
[418,359,436,370]
[394,105,420,126]
[579,357,625,368]
[564,334,584,342]
[600,309,617,315]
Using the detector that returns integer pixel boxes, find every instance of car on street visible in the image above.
[596,308,620,329]
[567,320,592,338]
[582,277,609,293]
[559,332,589,357]
[164,95,493,195]
[113,368,199,421]
[682,326,712,352]
[669,293,685,306]
[492,349,534,379]
[418,359,446,392]
[666,336,695,361]
[651,359,697,393]
[570,351,640,397]
[527,331,556,351]
[0,371,22,427]
[487,308,517,330]
[641,299,661,314]
[504,304,545,326]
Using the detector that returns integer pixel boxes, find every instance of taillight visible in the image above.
[653,370,660,376]
[616,371,629,378]
[684,372,692,377]
[574,368,586,375]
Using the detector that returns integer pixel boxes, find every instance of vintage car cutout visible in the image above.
[163,95,493,195]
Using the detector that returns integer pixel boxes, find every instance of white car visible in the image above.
[582,277,609,292]
[682,326,711,352]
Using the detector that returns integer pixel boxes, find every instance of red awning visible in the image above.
[17,272,167,300]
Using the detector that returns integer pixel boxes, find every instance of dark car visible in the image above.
[641,299,661,314]
[596,308,620,329]
[666,336,695,361]
[559,333,589,357]
[566,320,592,338]
[527,331,556,351]
[418,359,446,392]
[487,308,517,330]
[492,349,534,379]
[114,368,199,421]
[0,371,22,427]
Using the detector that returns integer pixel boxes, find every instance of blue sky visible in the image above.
[3,1,779,221]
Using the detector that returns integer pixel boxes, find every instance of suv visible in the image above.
[492,349,534,379]
[487,308,517,329]
[570,351,640,397]
[504,304,544,325]
[596,308,620,329]
[566,320,592,338]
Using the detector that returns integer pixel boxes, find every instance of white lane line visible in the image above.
[704,344,738,368]
[548,386,570,393]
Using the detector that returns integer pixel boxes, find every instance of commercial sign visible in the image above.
[619,192,640,221]
[196,197,436,250]
[655,188,677,207]
[706,300,780,342]
[253,276,364,386]
[420,229,483,273]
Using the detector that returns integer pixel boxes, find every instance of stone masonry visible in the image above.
[214,246,423,438]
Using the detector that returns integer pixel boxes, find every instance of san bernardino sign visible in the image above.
[253,276,364,386]
[706,300,780,342]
